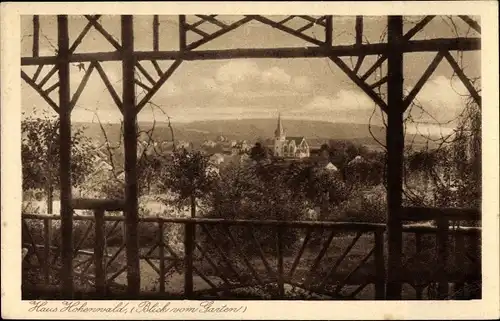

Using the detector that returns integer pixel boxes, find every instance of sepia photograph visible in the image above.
[2,2,499,320]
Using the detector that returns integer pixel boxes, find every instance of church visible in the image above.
[273,114,310,159]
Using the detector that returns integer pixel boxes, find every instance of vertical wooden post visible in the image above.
[184,222,194,298]
[94,209,106,296]
[276,226,285,297]
[415,233,423,299]
[121,15,141,297]
[33,15,39,57]
[158,221,165,293]
[179,15,186,51]
[153,15,159,51]
[57,15,74,298]
[374,229,386,299]
[325,16,332,47]
[385,15,404,300]
[355,16,363,45]
[453,232,465,298]
[437,216,449,299]
[43,218,52,285]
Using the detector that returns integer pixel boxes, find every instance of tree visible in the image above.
[22,110,95,213]
[161,149,218,218]
[249,142,268,162]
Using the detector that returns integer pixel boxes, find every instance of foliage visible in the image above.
[160,149,218,215]
[249,142,268,162]
[21,110,95,192]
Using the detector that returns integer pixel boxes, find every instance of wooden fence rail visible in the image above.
[21,205,481,300]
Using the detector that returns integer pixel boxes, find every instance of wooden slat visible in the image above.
[151,60,163,77]
[186,16,255,51]
[69,15,101,53]
[295,21,316,33]
[333,247,375,296]
[325,16,332,46]
[185,23,211,38]
[199,224,243,282]
[22,220,44,266]
[361,15,436,81]
[317,232,363,291]
[106,265,127,284]
[374,230,386,299]
[135,78,152,91]
[20,70,59,112]
[436,216,449,299]
[44,81,60,95]
[249,225,276,281]
[288,227,313,279]
[444,51,481,107]
[329,56,388,112]
[158,222,165,292]
[38,65,58,88]
[136,59,182,112]
[196,15,228,29]
[153,15,159,51]
[135,63,156,86]
[303,230,336,287]
[276,227,285,296]
[369,76,388,89]
[105,243,125,270]
[298,15,327,27]
[94,209,106,295]
[73,221,94,256]
[458,15,481,34]
[69,62,95,110]
[349,280,371,298]
[33,15,39,57]
[249,15,322,46]
[184,222,195,297]
[43,218,52,285]
[277,16,296,25]
[32,64,44,83]
[402,51,445,111]
[179,15,186,51]
[93,62,124,112]
[223,226,264,286]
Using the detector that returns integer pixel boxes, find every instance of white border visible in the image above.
[2,2,499,320]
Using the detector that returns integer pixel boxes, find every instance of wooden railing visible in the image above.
[21,201,481,300]
[401,206,481,299]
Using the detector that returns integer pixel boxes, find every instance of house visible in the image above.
[324,162,339,172]
[273,113,310,159]
[209,153,225,165]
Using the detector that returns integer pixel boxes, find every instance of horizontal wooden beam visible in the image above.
[401,206,481,221]
[71,198,125,211]
[21,37,481,66]
[23,213,386,230]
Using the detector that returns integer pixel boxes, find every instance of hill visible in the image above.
[75,119,435,150]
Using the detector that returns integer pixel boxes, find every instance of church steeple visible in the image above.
[274,113,286,138]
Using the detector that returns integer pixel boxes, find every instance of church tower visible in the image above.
[274,113,286,157]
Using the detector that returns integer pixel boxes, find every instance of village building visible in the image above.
[273,114,310,159]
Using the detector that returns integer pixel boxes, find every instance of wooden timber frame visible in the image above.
[21,15,482,299]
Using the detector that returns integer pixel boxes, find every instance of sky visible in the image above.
[20,15,481,136]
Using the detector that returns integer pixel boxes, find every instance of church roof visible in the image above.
[286,136,306,145]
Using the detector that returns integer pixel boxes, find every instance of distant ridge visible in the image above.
[74,118,436,150]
